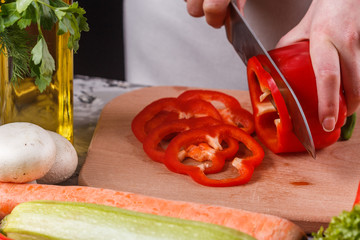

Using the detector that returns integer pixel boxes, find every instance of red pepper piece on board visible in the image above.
[0,234,12,240]
[178,90,255,134]
[144,111,179,137]
[143,117,239,166]
[164,125,264,187]
[247,40,347,153]
[353,181,360,208]
[131,98,222,142]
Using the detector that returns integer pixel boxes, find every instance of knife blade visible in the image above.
[225,0,316,158]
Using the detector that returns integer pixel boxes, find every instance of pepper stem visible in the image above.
[340,113,356,141]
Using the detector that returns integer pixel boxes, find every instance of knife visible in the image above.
[225,0,316,158]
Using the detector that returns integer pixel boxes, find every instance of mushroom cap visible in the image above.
[37,131,78,184]
[0,122,56,183]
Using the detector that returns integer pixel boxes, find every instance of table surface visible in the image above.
[68,75,146,185]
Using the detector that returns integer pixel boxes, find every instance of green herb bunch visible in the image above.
[312,204,360,240]
[0,0,89,91]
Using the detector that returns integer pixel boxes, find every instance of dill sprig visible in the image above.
[0,25,33,82]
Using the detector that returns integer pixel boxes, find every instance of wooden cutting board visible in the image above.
[79,86,360,233]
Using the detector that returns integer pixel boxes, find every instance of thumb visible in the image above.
[276,24,308,49]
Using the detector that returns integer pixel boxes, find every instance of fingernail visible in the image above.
[322,117,336,132]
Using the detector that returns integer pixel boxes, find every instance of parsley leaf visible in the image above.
[1,2,21,27]
[31,36,43,65]
[16,0,33,13]
[39,37,55,77]
[31,36,55,92]
[312,205,360,240]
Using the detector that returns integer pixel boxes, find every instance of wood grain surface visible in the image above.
[79,86,360,233]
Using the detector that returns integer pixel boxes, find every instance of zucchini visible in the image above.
[0,201,256,240]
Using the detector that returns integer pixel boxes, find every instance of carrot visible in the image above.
[0,183,306,240]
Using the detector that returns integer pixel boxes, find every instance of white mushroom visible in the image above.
[37,131,78,184]
[0,122,56,183]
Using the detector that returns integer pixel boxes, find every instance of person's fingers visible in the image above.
[274,0,360,130]
[186,0,247,28]
[236,0,247,15]
[309,38,341,132]
[337,35,360,116]
[187,0,205,17]
[275,25,308,48]
[203,0,230,28]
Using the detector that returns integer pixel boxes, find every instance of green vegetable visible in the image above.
[341,113,357,141]
[0,0,89,92]
[0,201,256,240]
[312,204,360,240]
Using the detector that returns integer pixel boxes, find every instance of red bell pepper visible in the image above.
[143,117,239,167]
[178,90,255,134]
[353,181,360,207]
[247,40,347,153]
[0,233,12,240]
[131,98,222,142]
[163,125,264,187]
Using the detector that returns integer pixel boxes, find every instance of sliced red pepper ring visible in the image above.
[178,138,240,175]
[247,57,299,153]
[144,111,179,137]
[247,40,347,153]
[131,97,222,142]
[178,90,255,134]
[143,117,239,166]
[163,125,264,187]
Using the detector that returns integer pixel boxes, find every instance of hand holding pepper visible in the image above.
[247,41,347,153]
[276,0,360,132]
